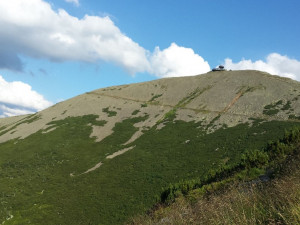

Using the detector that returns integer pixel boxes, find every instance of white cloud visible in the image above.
[0,75,52,117]
[0,0,211,78]
[0,0,150,74]
[0,104,35,118]
[149,43,210,78]
[1,1,300,82]
[224,53,300,80]
[65,0,79,7]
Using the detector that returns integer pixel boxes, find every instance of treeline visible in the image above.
[160,127,300,204]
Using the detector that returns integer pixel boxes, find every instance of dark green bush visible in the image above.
[240,149,269,168]
[102,107,117,117]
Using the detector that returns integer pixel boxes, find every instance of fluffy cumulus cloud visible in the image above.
[224,53,300,81]
[0,0,210,78]
[0,75,52,117]
[150,43,210,77]
[0,0,150,74]
[65,0,79,7]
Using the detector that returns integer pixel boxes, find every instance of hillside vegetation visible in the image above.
[131,127,300,224]
[0,70,300,224]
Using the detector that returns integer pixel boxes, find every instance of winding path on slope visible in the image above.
[86,92,300,122]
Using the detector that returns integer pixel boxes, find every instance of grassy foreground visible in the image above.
[131,128,300,224]
[131,165,300,224]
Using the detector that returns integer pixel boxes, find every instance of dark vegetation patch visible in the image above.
[263,99,294,116]
[238,85,266,96]
[0,114,41,136]
[263,108,280,116]
[0,125,7,132]
[149,94,163,102]
[22,114,41,124]
[141,103,148,108]
[102,107,117,117]
[47,115,107,128]
[159,86,211,124]
[131,109,140,115]
[263,100,283,116]
[288,114,300,120]
[281,100,292,111]
[161,109,176,122]
[177,86,212,108]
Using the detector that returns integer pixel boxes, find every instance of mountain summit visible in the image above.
[1,70,300,144]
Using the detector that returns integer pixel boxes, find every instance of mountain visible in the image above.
[1,70,300,224]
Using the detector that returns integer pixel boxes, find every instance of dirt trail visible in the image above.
[87,92,175,108]
[91,91,300,124]
[88,92,249,118]
[222,92,243,113]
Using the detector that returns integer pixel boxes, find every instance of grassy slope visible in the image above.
[1,113,300,224]
[131,161,300,225]
[131,133,300,225]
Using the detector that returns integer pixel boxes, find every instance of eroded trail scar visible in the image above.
[71,146,136,176]
[106,146,135,159]
[82,162,103,174]
[222,92,243,113]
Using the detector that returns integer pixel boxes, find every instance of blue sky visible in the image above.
[0,0,300,117]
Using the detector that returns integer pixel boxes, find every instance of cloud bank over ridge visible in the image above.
[150,43,210,78]
[0,75,52,117]
[224,53,300,81]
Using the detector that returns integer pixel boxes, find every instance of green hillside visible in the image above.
[131,127,300,224]
[1,70,300,224]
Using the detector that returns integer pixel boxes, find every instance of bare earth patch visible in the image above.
[81,162,103,175]
[73,146,136,176]
[42,127,57,134]
[106,146,135,159]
